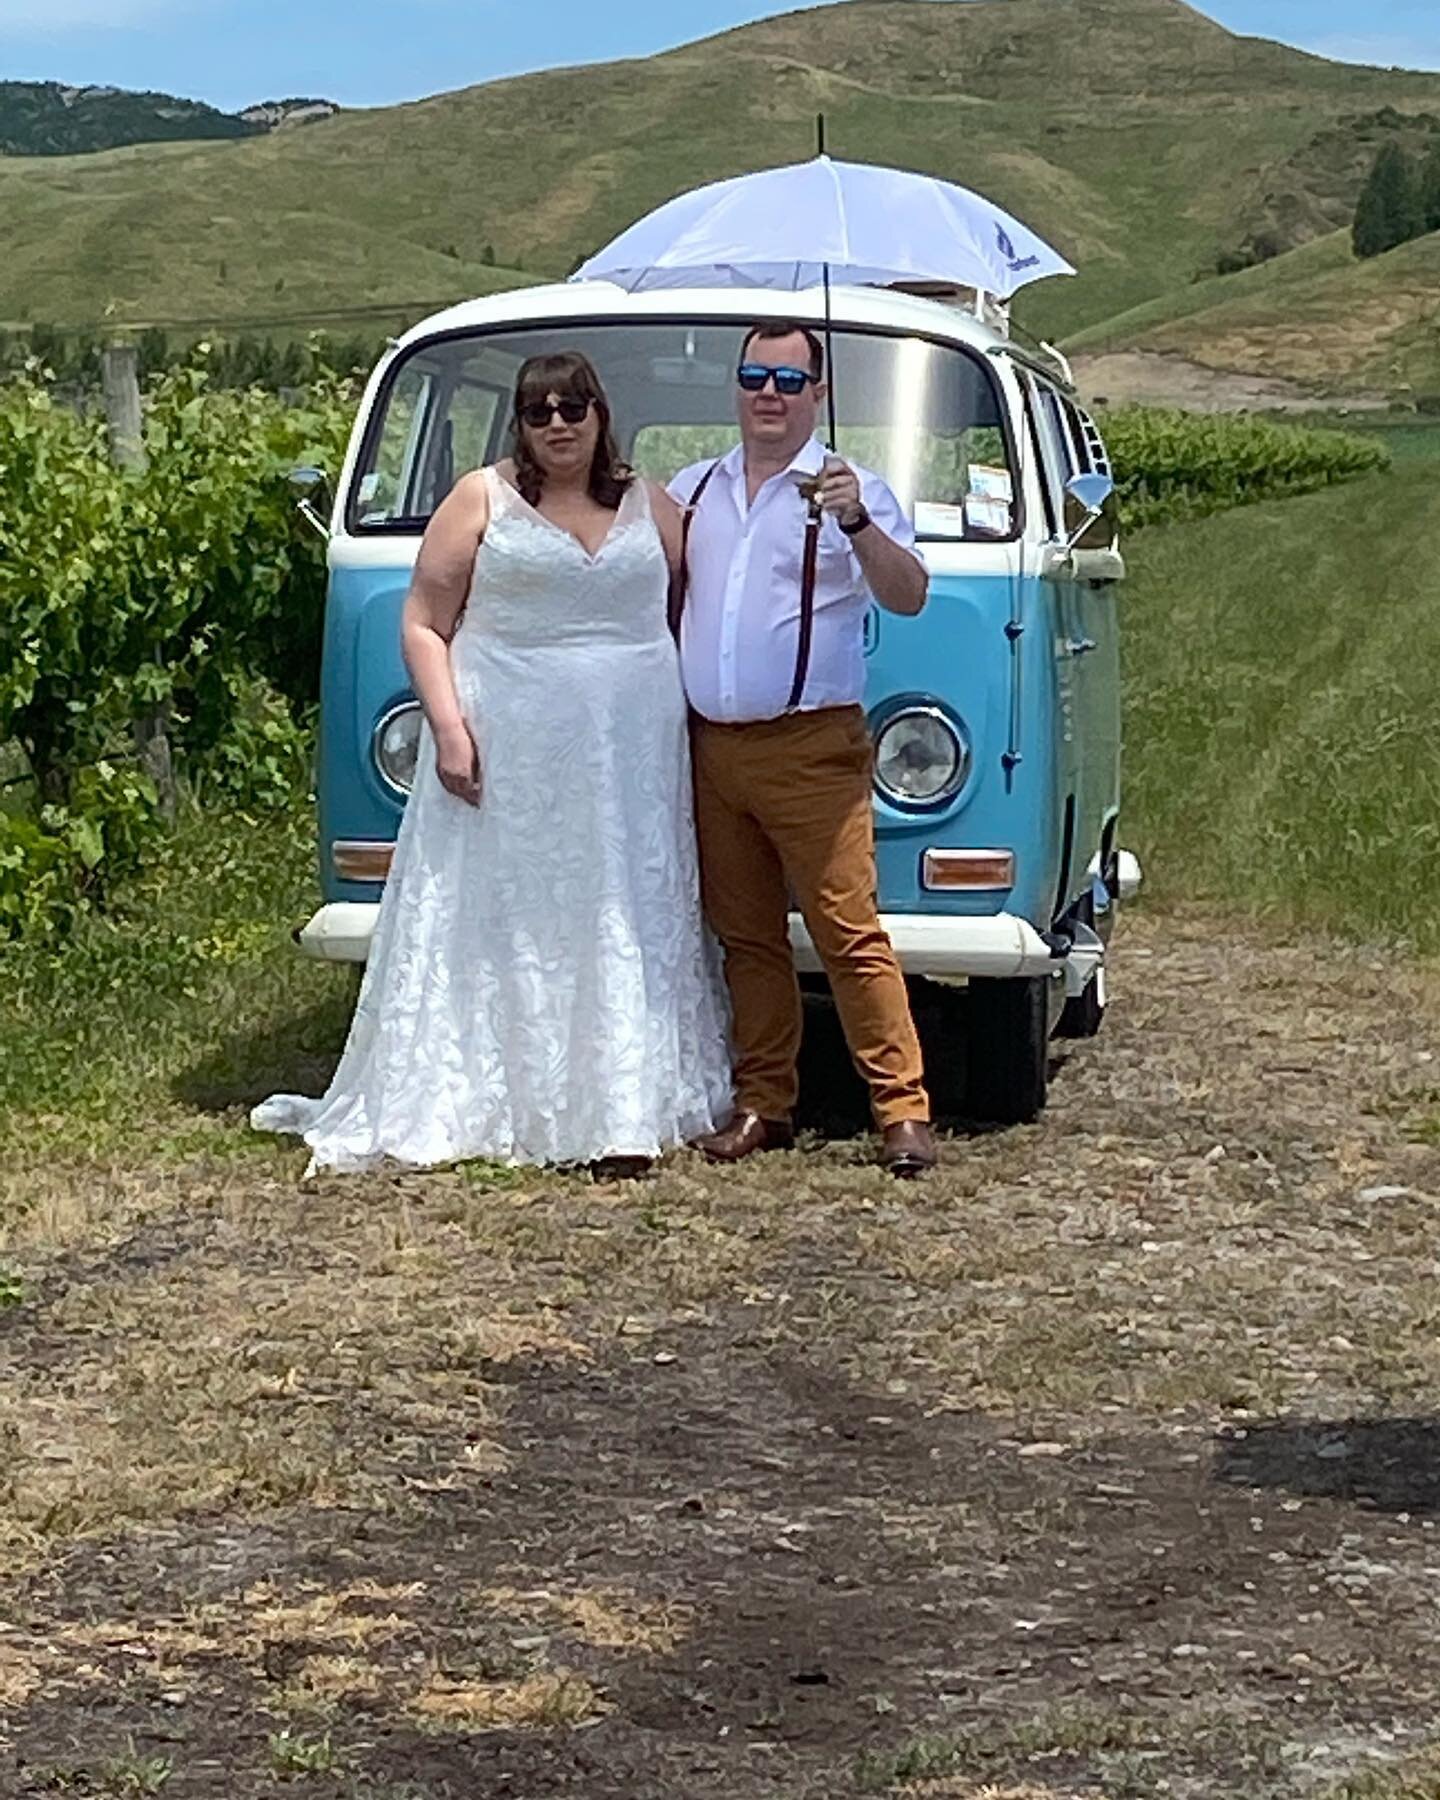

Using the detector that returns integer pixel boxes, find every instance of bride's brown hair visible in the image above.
[510,350,633,510]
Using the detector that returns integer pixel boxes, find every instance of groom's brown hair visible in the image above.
[741,320,825,380]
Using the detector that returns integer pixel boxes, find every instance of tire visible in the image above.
[963,974,1050,1125]
[907,977,967,1122]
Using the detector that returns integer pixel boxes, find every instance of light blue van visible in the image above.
[293,282,1139,1124]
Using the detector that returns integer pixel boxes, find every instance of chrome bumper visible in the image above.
[296,897,1131,989]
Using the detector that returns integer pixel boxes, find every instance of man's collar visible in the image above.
[730,436,826,486]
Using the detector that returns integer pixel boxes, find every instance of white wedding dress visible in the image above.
[252,470,733,1171]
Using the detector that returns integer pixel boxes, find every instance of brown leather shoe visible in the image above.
[695,1112,795,1163]
[880,1120,938,1178]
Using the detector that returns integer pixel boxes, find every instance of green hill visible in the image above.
[3,0,1440,371]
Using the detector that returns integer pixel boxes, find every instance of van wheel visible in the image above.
[907,977,967,1121]
[963,975,1050,1125]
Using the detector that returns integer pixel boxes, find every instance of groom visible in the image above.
[670,320,938,1178]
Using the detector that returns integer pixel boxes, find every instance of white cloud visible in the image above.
[0,0,182,28]
[1300,31,1440,71]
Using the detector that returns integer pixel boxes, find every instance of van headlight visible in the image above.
[373,702,423,795]
[873,704,968,807]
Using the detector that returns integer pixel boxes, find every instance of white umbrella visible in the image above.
[572,153,1074,445]
[572,154,1074,300]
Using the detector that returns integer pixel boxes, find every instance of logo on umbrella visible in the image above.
[996,224,1040,275]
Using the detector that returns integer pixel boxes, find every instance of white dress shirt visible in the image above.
[668,438,917,725]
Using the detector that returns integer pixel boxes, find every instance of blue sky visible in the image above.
[0,0,1435,113]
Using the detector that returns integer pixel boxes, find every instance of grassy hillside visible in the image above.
[5,0,1440,347]
[1123,458,1440,942]
[1219,104,1440,269]
[1073,227,1440,395]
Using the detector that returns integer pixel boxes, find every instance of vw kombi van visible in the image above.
[293,281,1138,1125]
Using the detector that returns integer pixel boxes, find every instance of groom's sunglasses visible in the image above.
[736,362,817,396]
[518,396,593,428]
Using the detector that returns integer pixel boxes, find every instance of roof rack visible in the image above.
[884,280,1012,339]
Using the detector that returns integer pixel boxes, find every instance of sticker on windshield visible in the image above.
[968,464,1014,503]
[913,501,967,539]
[964,496,1011,536]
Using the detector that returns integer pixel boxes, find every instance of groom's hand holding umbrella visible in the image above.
[817,454,928,617]
[816,454,865,528]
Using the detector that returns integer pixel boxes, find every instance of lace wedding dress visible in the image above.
[252,470,733,1170]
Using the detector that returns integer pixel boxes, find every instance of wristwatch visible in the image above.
[838,504,871,538]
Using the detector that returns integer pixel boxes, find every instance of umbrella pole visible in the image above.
[814,112,838,453]
[823,260,837,453]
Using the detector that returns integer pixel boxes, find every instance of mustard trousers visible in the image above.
[692,704,930,1129]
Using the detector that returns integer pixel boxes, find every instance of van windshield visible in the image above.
[347,319,1016,542]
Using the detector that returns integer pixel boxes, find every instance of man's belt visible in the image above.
[678,461,819,714]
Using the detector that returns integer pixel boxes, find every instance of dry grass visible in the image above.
[409,1668,605,1729]
[0,1641,41,1709]
[479,1584,691,1654]
[6,909,1440,1794]
[898,1786,1088,1799]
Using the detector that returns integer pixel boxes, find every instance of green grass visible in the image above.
[0,795,353,1195]
[268,1730,338,1777]
[3,0,1440,355]
[1122,460,1440,941]
[1297,414,1440,462]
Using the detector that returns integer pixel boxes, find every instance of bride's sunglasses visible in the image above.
[518,396,593,428]
[736,362,817,396]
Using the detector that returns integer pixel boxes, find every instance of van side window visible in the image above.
[355,361,507,528]
[1071,405,1112,480]
[1062,399,1117,548]
[1024,377,1071,538]
[1029,379,1116,548]
[1020,384,1055,538]
[356,363,432,526]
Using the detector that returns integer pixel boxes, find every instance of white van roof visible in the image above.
[394,280,1012,360]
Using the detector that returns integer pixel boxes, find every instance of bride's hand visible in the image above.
[435,723,482,807]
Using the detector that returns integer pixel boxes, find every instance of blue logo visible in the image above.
[996,223,1040,275]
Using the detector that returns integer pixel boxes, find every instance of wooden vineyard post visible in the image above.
[101,341,144,471]
[102,340,176,820]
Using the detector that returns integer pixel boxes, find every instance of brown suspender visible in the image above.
[676,460,820,714]
[790,502,821,714]
[673,460,719,639]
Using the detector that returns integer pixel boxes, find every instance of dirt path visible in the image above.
[4,913,1440,1798]
[1069,350,1392,414]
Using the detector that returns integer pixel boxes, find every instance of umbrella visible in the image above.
[572,152,1075,446]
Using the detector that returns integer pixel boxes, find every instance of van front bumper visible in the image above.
[296,903,1088,985]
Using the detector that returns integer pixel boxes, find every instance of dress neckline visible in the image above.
[493,469,635,564]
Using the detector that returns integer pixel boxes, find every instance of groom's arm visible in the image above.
[818,458,927,617]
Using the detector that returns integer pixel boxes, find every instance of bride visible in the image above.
[253,351,733,1175]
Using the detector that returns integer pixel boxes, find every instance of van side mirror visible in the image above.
[1062,472,1115,552]
[290,465,333,541]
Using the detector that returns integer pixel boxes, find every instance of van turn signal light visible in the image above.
[331,841,395,882]
[921,849,1015,891]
